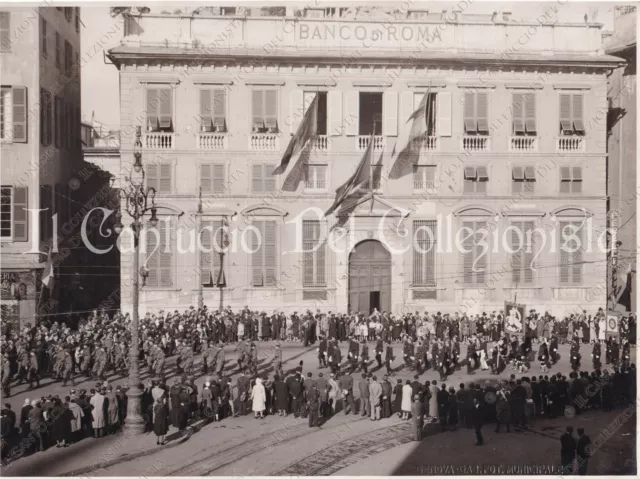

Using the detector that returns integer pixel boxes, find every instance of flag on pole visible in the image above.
[389,85,431,179]
[42,246,54,291]
[273,94,318,175]
[325,131,374,216]
[616,263,633,311]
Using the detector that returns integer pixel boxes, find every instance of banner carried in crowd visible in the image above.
[504,301,527,335]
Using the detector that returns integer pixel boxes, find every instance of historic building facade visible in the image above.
[107,7,623,317]
[1,7,82,328]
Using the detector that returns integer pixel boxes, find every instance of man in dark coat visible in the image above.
[338,372,355,415]
[169,379,181,426]
[576,427,592,475]
[471,398,484,445]
[381,375,393,418]
[236,371,251,417]
[437,384,449,431]
[307,385,320,428]
[288,373,304,418]
[560,426,577,474]
[273,375,289,416]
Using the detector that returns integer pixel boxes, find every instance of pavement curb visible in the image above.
[61,423,199,477]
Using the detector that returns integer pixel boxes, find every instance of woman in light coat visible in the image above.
[251,377,266,419]
[89,388,106,437]
[401,381,413,420]
[327,374,341,414]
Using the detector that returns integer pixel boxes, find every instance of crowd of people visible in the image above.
[0,305,636,467]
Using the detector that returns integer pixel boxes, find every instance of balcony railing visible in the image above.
[198,132,227,150]
[461,135,490,152]
[249,133,279,151]
[413,181,436,192]
[556,136,586,153]
[312,135,330,151]
[410,134,439,152]
[509,136,538,152]
[356,135,385,151]
[144,132,174,149]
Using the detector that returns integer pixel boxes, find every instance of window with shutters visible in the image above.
[413,220,437,287]
[0,187,12,239]
[413,92,437,135]
[64,41,72,75]
[460,220,488,285]
[512,93,536,136]
[200,164,225,194]
[55,32,60,68]
[302,91,327,135]
[250,220,277,287]
[0,12,9,51]
[510,221,536,284]
[199,88,227,132]
[146,87,173,132]
[145,220,173,288]
[463,91,489,135]
[303,220,326,287]
[251,89,278,133]
[40,89,52,146]
[559,166,583,194]
[251,164,276,193]
[559,221,584,285]
[512,166,536,194]
[359,92,383,135]
[41,18,48,57]
[0,86,27,143]
[413,165,436,192]
[304,164,327,191]
[559,93,585,135]
[146,163,172,194]
[463,166,488,194]
[200,219,225,287]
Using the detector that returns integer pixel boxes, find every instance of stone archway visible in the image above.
[348,240,391,314]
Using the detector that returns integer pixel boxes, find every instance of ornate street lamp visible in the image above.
[113,126,157,434]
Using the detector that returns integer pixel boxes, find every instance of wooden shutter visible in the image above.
[159,164,171,193]
[0,12,9,50]
[303,220,314,285]
[264,221,277,285]
[436,91,451,137]
[317,223,325,285]
[146,223,160,287]
[213,89,226,129]
[264,90,277,129]
[476,92,489,132]
[290,89,303,134]
[158,220,172,287]
[462,221,474,283]
[40,89,47,145]
[12,86,27,142]
[252,164,263,192]
[512,93,524,133]
[13,187,28,241]
[525,93,536,133]
[559,222,570,284]
[572,167,582,193]
[328,91,342,136]
[251,221,264,286]
[345,91,359,135]
[252,90,264,130]
[523,221,534,283]
[158,88,172,129]
[200,89,213,131]
[200,221,213,285]
[146,89,159,130]
[383,91,398,136]
[463,92,476,133]
[146,164,159,192]
[474,221,487,284]
[511,222,523,283]
[212,164,225,193]
[200,164,213,193]
[399,91,414,131]
[559,166,571,193]
[572,222,583,284]
[559,94,572,132]
[264,164,276,192]
[572,94,585,132]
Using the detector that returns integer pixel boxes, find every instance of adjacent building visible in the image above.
[605,6,637,312]
[107,6,624,317]
[1,7,82,328]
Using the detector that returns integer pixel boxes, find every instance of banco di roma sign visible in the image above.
[297,22,444,47]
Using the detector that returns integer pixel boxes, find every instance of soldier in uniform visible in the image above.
[214,343,225,378]
[538,338,550,373]
[591,342,602,371]
[62,348,74,386]
[53,345,65,381]
[273,343,284,378]
[403,337,414,371]
[154,343,166,378]
[415,341,426,375]
[621,338,630,369]
[451,337,461,371]
[438,343,449,380]
[549,336,560,365]
[609,338,620,369]
[384,339,394,375]
[431,339,440,372]
[348,336,359,374]
[80,343,92,376]
[329,339,341,376]
[307,383,320,428]
[113,342,127,376]
[2,352,12,397]
[182,341,194,375]
[317,335,328,368]
[466,339,477,375]
[92,344,107,380]
[18,346,30,384]
[374,337,383,369]
[248,343,258,376]
[570,338,581,372]
[359,339,369,374]
[201,341,211,374]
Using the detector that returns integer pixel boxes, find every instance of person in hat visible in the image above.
[273,343,284,378]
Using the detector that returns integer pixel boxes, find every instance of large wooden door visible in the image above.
[348,240,391,314]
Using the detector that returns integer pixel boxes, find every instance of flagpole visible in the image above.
[197,187,204,311]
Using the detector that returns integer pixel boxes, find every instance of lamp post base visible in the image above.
[123,386,147,435]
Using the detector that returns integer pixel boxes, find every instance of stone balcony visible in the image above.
[249,133,280,151]
[198,132,228,150]
[462,135,490,152]
[509,136,538,152]
[144,132,174,149]
[556,136,586,153]
[356,135,385,151]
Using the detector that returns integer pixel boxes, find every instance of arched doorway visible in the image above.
[348,240,391,314]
